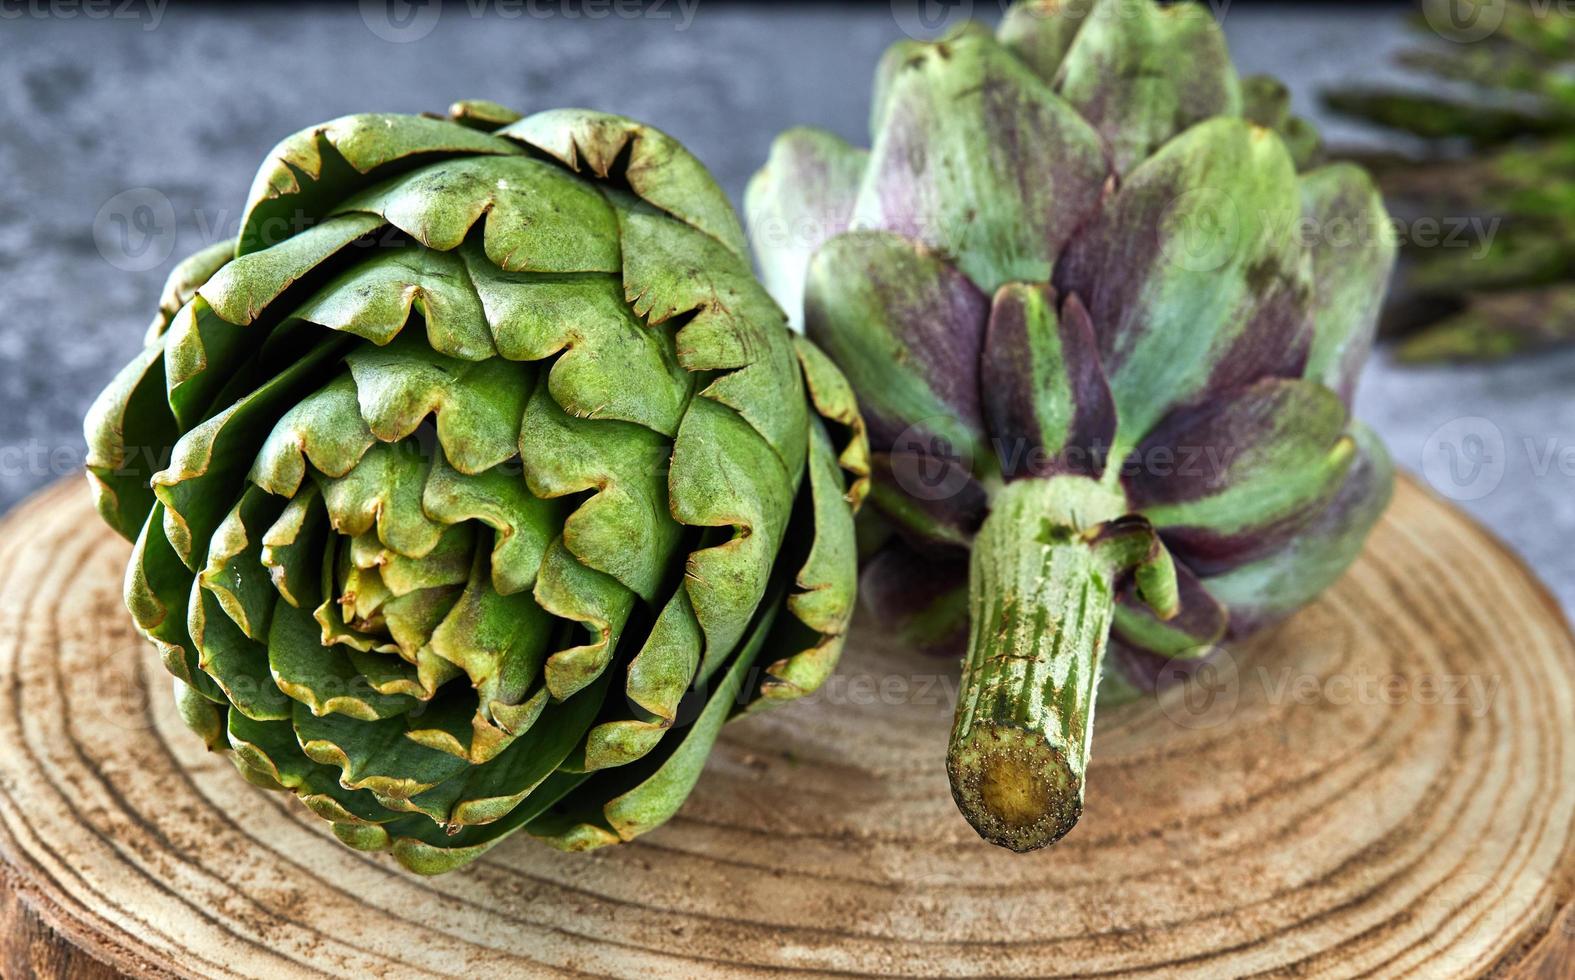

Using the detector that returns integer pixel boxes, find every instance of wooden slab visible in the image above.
[0,476,1570,978]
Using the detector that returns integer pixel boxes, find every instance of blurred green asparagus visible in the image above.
[1325,0,1575,362]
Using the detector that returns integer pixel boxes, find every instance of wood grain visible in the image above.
[0,475,1570,979]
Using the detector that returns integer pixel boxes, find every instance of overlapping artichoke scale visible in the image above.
[804,231,988,461]
[90,104,868,874]
[1124,377,1357,576]
[1101,426,1391,701]
[1004,0,1241,174]
[1053,116,1316,451]
[745,128,868,331]
[519,342,869,849]
[1300,163,1399,405]
[981,285,1115,481]
[854,26,1109,295]
[1202,423,1394,637]
[236,111,521,256]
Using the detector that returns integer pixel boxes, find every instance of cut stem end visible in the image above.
[947,722,1080,852]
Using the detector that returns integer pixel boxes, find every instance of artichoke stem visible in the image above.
[947,477,1119,852]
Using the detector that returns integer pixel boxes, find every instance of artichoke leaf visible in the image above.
[852,29,1108,293]
[163,296,256,430]
[1127,378,1356,575]
[1301,164,1398,405]
[291,243,495,361]
[203,212,386,326]
[345,331,533,476]
[153,334,350,569]
[258,484,329,609]
[199,484,286,640]
[292,694,471,803]
[582,587,705,772]
[755,413,861,704]
[84,341,179,540]
[238,112,521,256]
[518,384,681,604]
[190,585,289,723]
[379,770,583,876]
[805,231,990,461]
[371,523,476,597]
[314,441,445,560]
[791,334,871,509]
[1242,75,1322,170]
[1055,116,1315,449]
[173,677,228,751]
[1053,0,1242,174]
[269,600,416,721]
[459,241,693,437]
[421,449,564,597]
[424,547,556,743]
[249,375,377,497]
[1204,423,1394,636]
[859,540,970,659]
[864,451,989,550]
[448,100,523,130]
[503,108,749,261]
[982,285,1115,480]
[533,537,635,701]
[997,0,1098,88]
[1110,559,1227,660]
[669,396,797,665]
[226,711,404,826]
[124,503,209,696]
[745,127,867,329]
[335,155,621,273]
[147,238,237,342]
[617,197,808,473]
[527,589,781,850]
[396,666,612,831]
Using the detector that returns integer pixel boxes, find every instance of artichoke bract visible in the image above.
[85,102,868,874]
[748,1,1395,851]
[1326,0,1575,361]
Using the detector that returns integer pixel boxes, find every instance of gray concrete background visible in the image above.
[3,2,1572,615]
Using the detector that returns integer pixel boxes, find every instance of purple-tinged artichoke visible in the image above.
[85,102,868,874]
[748,2,1396,851]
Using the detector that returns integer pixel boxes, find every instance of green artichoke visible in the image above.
[85,101,868,874]
[1326,0,1575,361]
[748,1,1395,850]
